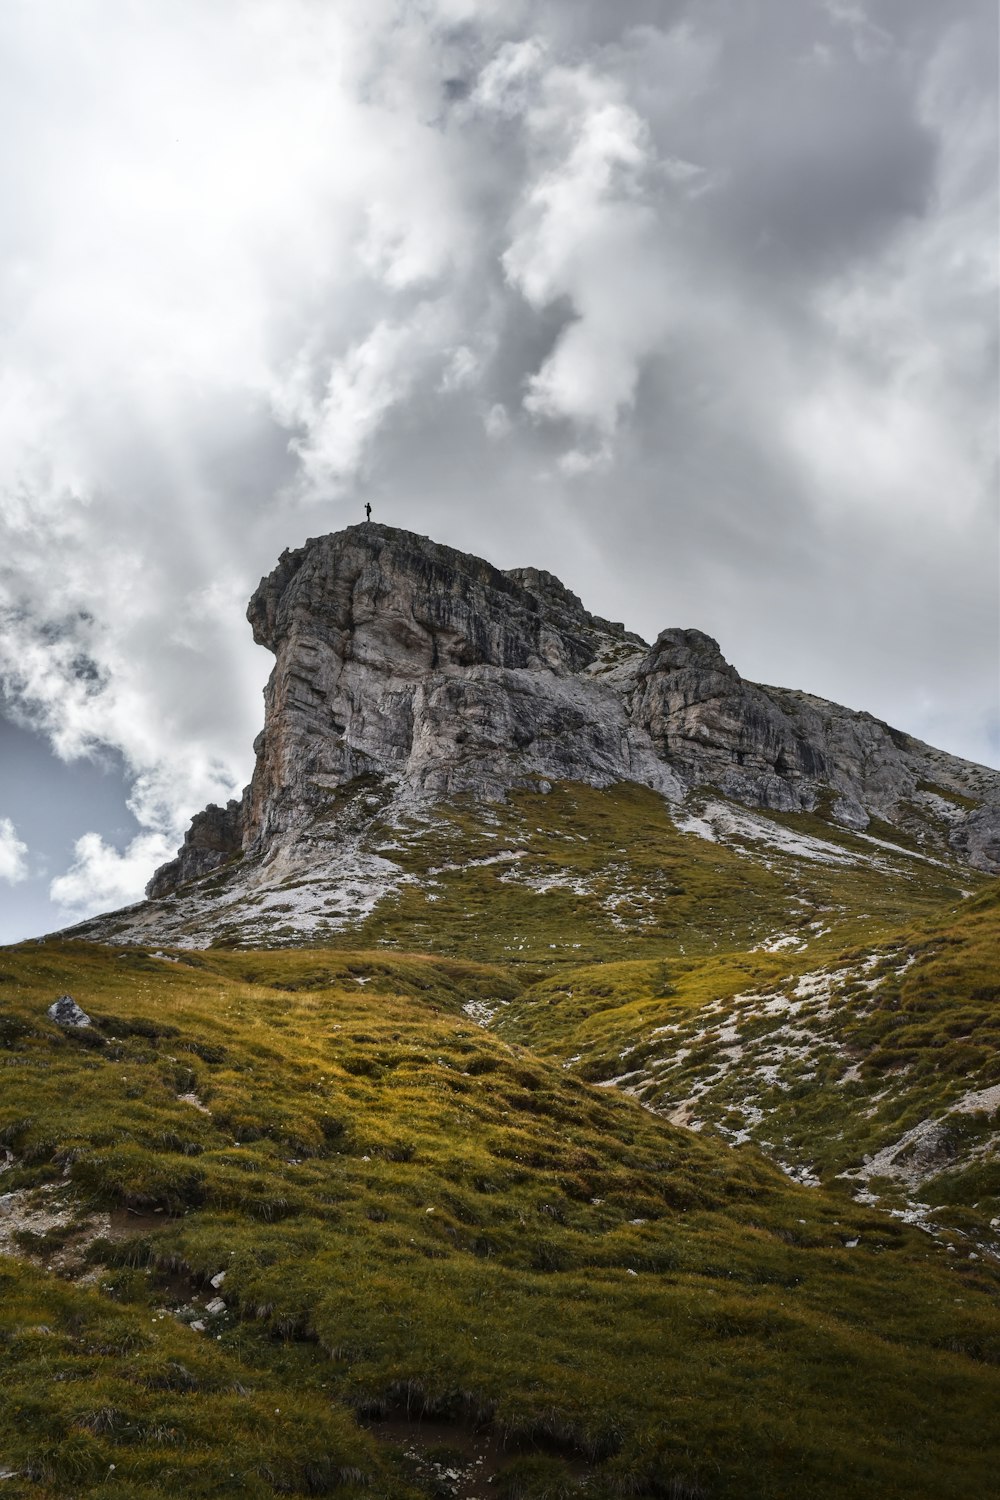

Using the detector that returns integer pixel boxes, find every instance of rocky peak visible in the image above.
[247,525,624,673]
[644,628,739,679]
[144,522,1000,901]
[238,524,661,857]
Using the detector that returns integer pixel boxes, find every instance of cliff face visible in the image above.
[239,525,677,856]
[147,522,1000,897]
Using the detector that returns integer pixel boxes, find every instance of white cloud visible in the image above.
[473,36,548,116]
[439,345,484,394]
[823,1,893,65]
[557,442,612,477]
[0,818,29,885]
[484,402,512,439]
[278,307,458,496]
[784,15,998,527]
[488,57,673,442]
[50,831,174,917]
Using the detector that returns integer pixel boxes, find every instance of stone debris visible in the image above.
[461,998,509,1028]
[839,1082,1000,1194]
[177,1092,211,1114]
[0,1185,114,1280]
[0,1186,77,1256]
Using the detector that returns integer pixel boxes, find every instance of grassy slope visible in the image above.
[486,854,999,1249]
[510,930,999,1242]
[346,781,972,966]
[1,940,999,1499]
[84,778,973,957]
[314,782,997,1245]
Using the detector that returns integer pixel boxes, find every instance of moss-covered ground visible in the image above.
[3,781,999,1497]
[347,782,973,967]
[1,933,999,1499]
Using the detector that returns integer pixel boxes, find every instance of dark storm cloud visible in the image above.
[0,0,996,931]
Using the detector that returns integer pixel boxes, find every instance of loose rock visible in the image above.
[47,996,92,1029]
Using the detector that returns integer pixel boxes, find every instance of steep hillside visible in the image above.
[66,776,998,1249]
[70,775,976,954]
[1,939,999,1499]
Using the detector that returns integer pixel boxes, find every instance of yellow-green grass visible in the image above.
[340,782,976,968]
[497,885,1000,1247]
[0,1257,384,1499]
[1,940,999,1498]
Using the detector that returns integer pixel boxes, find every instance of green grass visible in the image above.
[345,781,974,967]
[0,937,999,1498]
[498,883,1000,1250]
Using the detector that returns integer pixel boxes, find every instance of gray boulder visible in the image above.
[48,996,92,1029]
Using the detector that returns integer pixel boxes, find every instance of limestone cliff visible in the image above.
[239,524,672,860]
[146,522,1000,900]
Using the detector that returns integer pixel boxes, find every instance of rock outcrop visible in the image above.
[146,799,244,899]
[142,522,1000,900]
[629,629,829,812]
[239,525,676,858]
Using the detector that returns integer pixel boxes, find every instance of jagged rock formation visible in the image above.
[47,995,93,1030]
[144,522,999,902]
[630,628,1000,850]
[238,526,680,853]
[146,799,244,899]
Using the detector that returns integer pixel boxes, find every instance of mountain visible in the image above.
[4,524,999,1500]
[62,522,1000,1255]
[71,522,999,952]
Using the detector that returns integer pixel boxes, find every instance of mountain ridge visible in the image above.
[139,521,998,914]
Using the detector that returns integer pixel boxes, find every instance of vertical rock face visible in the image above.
[145,522,1000,898]
[629,629,829,813]
[239,524,663,855]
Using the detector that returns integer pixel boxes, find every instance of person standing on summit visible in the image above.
[364,502,372,523]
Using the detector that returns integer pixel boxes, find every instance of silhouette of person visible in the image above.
[364,502,372,522]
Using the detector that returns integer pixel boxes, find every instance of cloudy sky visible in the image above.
[0,0,997,943]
